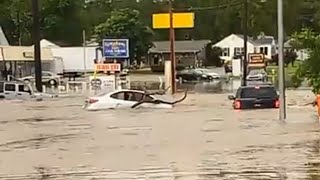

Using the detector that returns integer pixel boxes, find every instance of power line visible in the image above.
[186,2,243,11]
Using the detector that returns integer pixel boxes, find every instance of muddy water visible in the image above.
[0,90,319,179]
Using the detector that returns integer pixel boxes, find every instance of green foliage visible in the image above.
[94,8,154,61]
[0,0,320,48]
[204,44,223,67]
[291,28,320,93]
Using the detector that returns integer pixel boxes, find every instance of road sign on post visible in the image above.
[152,11,195,94]
[102,39,129,58]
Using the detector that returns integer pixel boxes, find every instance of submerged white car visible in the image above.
[83,89,187,111]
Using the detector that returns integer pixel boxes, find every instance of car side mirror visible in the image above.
[228,95,235,100]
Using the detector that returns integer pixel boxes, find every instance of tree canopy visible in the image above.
[291,28,320,93]
[94,8,154,61]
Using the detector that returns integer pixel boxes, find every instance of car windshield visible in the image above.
[240,87,277,98]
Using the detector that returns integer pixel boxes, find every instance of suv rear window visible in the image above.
[239,86,278,98]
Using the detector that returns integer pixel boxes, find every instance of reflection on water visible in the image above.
[0,90,319,179]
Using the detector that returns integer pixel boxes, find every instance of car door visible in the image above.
[17,84,32,99]
[42,72,52,82]
[109,91,137,108]
[3,83,17,99]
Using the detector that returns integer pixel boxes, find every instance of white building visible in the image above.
[213,33,276,61]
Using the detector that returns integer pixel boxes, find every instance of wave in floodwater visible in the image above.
[0,91,319,179]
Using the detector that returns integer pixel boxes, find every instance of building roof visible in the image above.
[149,40,211,53]
[0,26,9,45]
[0,46,54,61]
[234,34,274,45]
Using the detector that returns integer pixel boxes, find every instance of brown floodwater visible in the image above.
[0,90,319,180]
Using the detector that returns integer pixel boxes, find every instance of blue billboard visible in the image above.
[102,39,129,58]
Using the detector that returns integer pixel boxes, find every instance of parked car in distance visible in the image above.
[20,71,62,86]
[228,84,279,109]
[246,69,268,82]
[194,68,220,79]
[176,69,216,82]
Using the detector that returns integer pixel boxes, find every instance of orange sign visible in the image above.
[249,53,264,63]
[95,63,121,71]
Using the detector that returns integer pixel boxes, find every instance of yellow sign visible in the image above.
[152,12,195,29]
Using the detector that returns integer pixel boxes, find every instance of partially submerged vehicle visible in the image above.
[83,88,188,111]
[0,80,57,100]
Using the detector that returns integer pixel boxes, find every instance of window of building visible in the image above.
[264,47,268,55]
[259,47,268,55]
[234,47,244,56]
[221,48,230,56]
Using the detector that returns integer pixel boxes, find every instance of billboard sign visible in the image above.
[103,39,129,58]
[152,12,195,29]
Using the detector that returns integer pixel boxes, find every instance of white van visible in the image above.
[0,81,33,100]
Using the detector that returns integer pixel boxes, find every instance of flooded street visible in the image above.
[0,90,320,179]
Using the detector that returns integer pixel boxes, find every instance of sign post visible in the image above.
[152,11,194,94]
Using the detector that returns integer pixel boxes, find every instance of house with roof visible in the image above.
[148,40,210,71]
[213,33,276,61]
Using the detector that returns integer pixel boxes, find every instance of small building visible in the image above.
[284,39,309,61]
[0,46,54,78]
[148,40,211,72]
[213,33,276,61]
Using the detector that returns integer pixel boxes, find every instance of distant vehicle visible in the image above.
[20,71,62,86]
[228,84,279,109]
[0,81,32,99]
[194,68,220,79]
[0,81,58,100]
[176,69,215,82]
[83,89,187,111]
[246,69,267,81]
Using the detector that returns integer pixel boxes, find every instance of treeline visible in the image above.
[0,0,320,46]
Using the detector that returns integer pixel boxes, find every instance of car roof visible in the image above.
[239,84,275,89]
[110,89,147,94]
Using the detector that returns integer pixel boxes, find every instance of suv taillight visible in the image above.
[234,100,241,109]
[275,99,280,108]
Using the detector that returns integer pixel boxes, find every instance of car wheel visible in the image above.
[48,79,57,86]
[208,76,213,80]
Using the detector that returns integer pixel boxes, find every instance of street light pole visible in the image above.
[169,0,176,94]
[242,0,248,86]
[31,0,42,92]
[277,0,286,120]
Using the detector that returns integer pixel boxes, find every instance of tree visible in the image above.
[291,28,320,93]
[271,50,297,66]
[94,8,154,62]
[204,44,223,67]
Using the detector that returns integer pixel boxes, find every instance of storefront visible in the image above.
[0,46,54,79]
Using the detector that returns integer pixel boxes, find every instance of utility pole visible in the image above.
[169,0,176,94]
[278,0,286,120]
[83,30,87,75]
[31,0,42,92]
[242,0,248,86]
